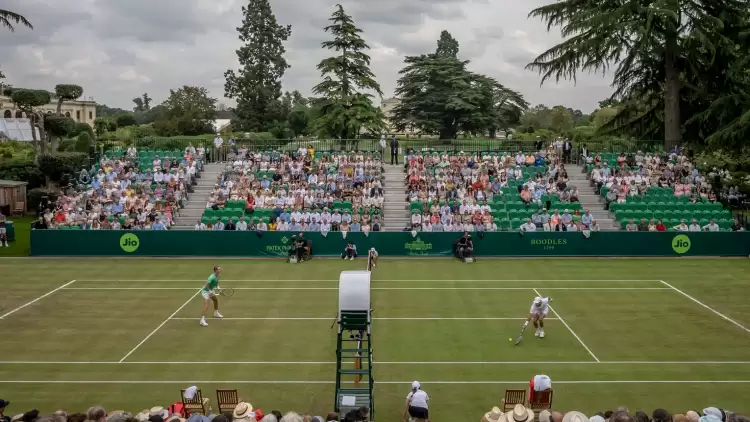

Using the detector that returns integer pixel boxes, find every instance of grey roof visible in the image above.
[0,179,29,186]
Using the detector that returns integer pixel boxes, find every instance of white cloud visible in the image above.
[0,0,613,113]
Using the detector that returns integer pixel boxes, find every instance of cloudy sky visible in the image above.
[1,0,614,113]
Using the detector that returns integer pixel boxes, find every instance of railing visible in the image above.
[94,137,670,157]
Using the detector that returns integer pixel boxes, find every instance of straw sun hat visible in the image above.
[484,407,504,422]
[506,404,534,422]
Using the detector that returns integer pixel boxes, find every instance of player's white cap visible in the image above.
[370,247,376,251]
[534,298,543,306]
[412,381,421,390]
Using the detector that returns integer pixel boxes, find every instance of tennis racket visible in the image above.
[514,325,527,345]
[217,287,235,297]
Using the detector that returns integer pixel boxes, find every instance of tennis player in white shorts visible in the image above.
[524,296,551,338]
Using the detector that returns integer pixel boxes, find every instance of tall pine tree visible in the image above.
[392,31,526,139]
[312,4,385,139]
[225,0,291,133]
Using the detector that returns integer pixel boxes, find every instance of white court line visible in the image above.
[73,279,663,282]
[660,280,750,334]
[64,287,671,291]
[1,360,749,365]
[0,280,76,319]
[168,317,556,321]
[118,290,201,363]
[533,288,600,362]
[0,380,748,384]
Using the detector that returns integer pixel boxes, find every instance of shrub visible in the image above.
[57,139,77,152]
[44,115,77,138]
[133,125,156,139]
[75,133,93,153]
[0,160,45,190]
[27,187,59,211]
[116,114,138,127]
[37,153,88,184]
[72,122,94,138]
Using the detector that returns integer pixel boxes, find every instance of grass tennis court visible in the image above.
[1,258,749,417]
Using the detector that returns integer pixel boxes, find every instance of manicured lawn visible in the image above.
[1,259,749,418]
[0,215,35,257]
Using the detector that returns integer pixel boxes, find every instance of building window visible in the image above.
[65,112,71,118]
[3,110,10,118]
[89,111,93,119]
[76,110,81,121]
[15,110,22,118]
[47,111,53,115]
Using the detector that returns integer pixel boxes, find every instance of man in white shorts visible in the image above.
[523,296,551,338]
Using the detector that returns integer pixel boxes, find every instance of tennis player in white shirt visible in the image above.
[522,296,551,338]
[403,381,429,422]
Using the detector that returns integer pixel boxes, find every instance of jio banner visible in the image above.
[30,230,750,257]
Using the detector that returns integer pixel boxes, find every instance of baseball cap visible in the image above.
[0,399,9,407]
[411,381,421,390]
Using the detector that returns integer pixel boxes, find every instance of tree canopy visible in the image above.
[224,0,291,133]
[391,31,527,139]
[0,9,32,32]
[312,4,385,139]
[526,0,750,151]
[156,86,217,136]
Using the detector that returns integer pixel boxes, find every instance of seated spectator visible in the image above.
[674,219,689,231]
[626,219,638,231]
[520,218,536,232]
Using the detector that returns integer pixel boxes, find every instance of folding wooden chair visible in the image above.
[181,388,209,415]
[216,389,240,413]
[529,389,553,415]
[502,389,527,412]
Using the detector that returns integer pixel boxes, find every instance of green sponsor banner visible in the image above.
[30,230,750,257]
[5,222,15,241]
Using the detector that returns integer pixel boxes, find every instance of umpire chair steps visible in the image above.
[335,310,374,420]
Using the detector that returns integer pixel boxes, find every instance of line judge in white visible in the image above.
[402,380,429,422]
[521,296,551,338]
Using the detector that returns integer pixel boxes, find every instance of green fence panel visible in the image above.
[6,222,14,241]
[30,231,750,257]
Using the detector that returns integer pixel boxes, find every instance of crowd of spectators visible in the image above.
[586,149,745,232]
[492,405,748,422]
[1,398,743,422]
[403,147,590,232]
[589,151,717,203]
[197,147,385,233]
[0,401,368,422]
[32,146,203,231]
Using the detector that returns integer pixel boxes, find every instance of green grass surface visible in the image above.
[1,259,749,418]
[0,216,34,257]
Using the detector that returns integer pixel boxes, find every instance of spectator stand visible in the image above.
[197,149,386,232]
[585,151,737,231]
[403,148,595,232]
[37,147,202,231]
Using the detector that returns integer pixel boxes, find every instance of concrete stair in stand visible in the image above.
[569,163,618,230]
[382,164,410,231]
[171,162,225,230]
